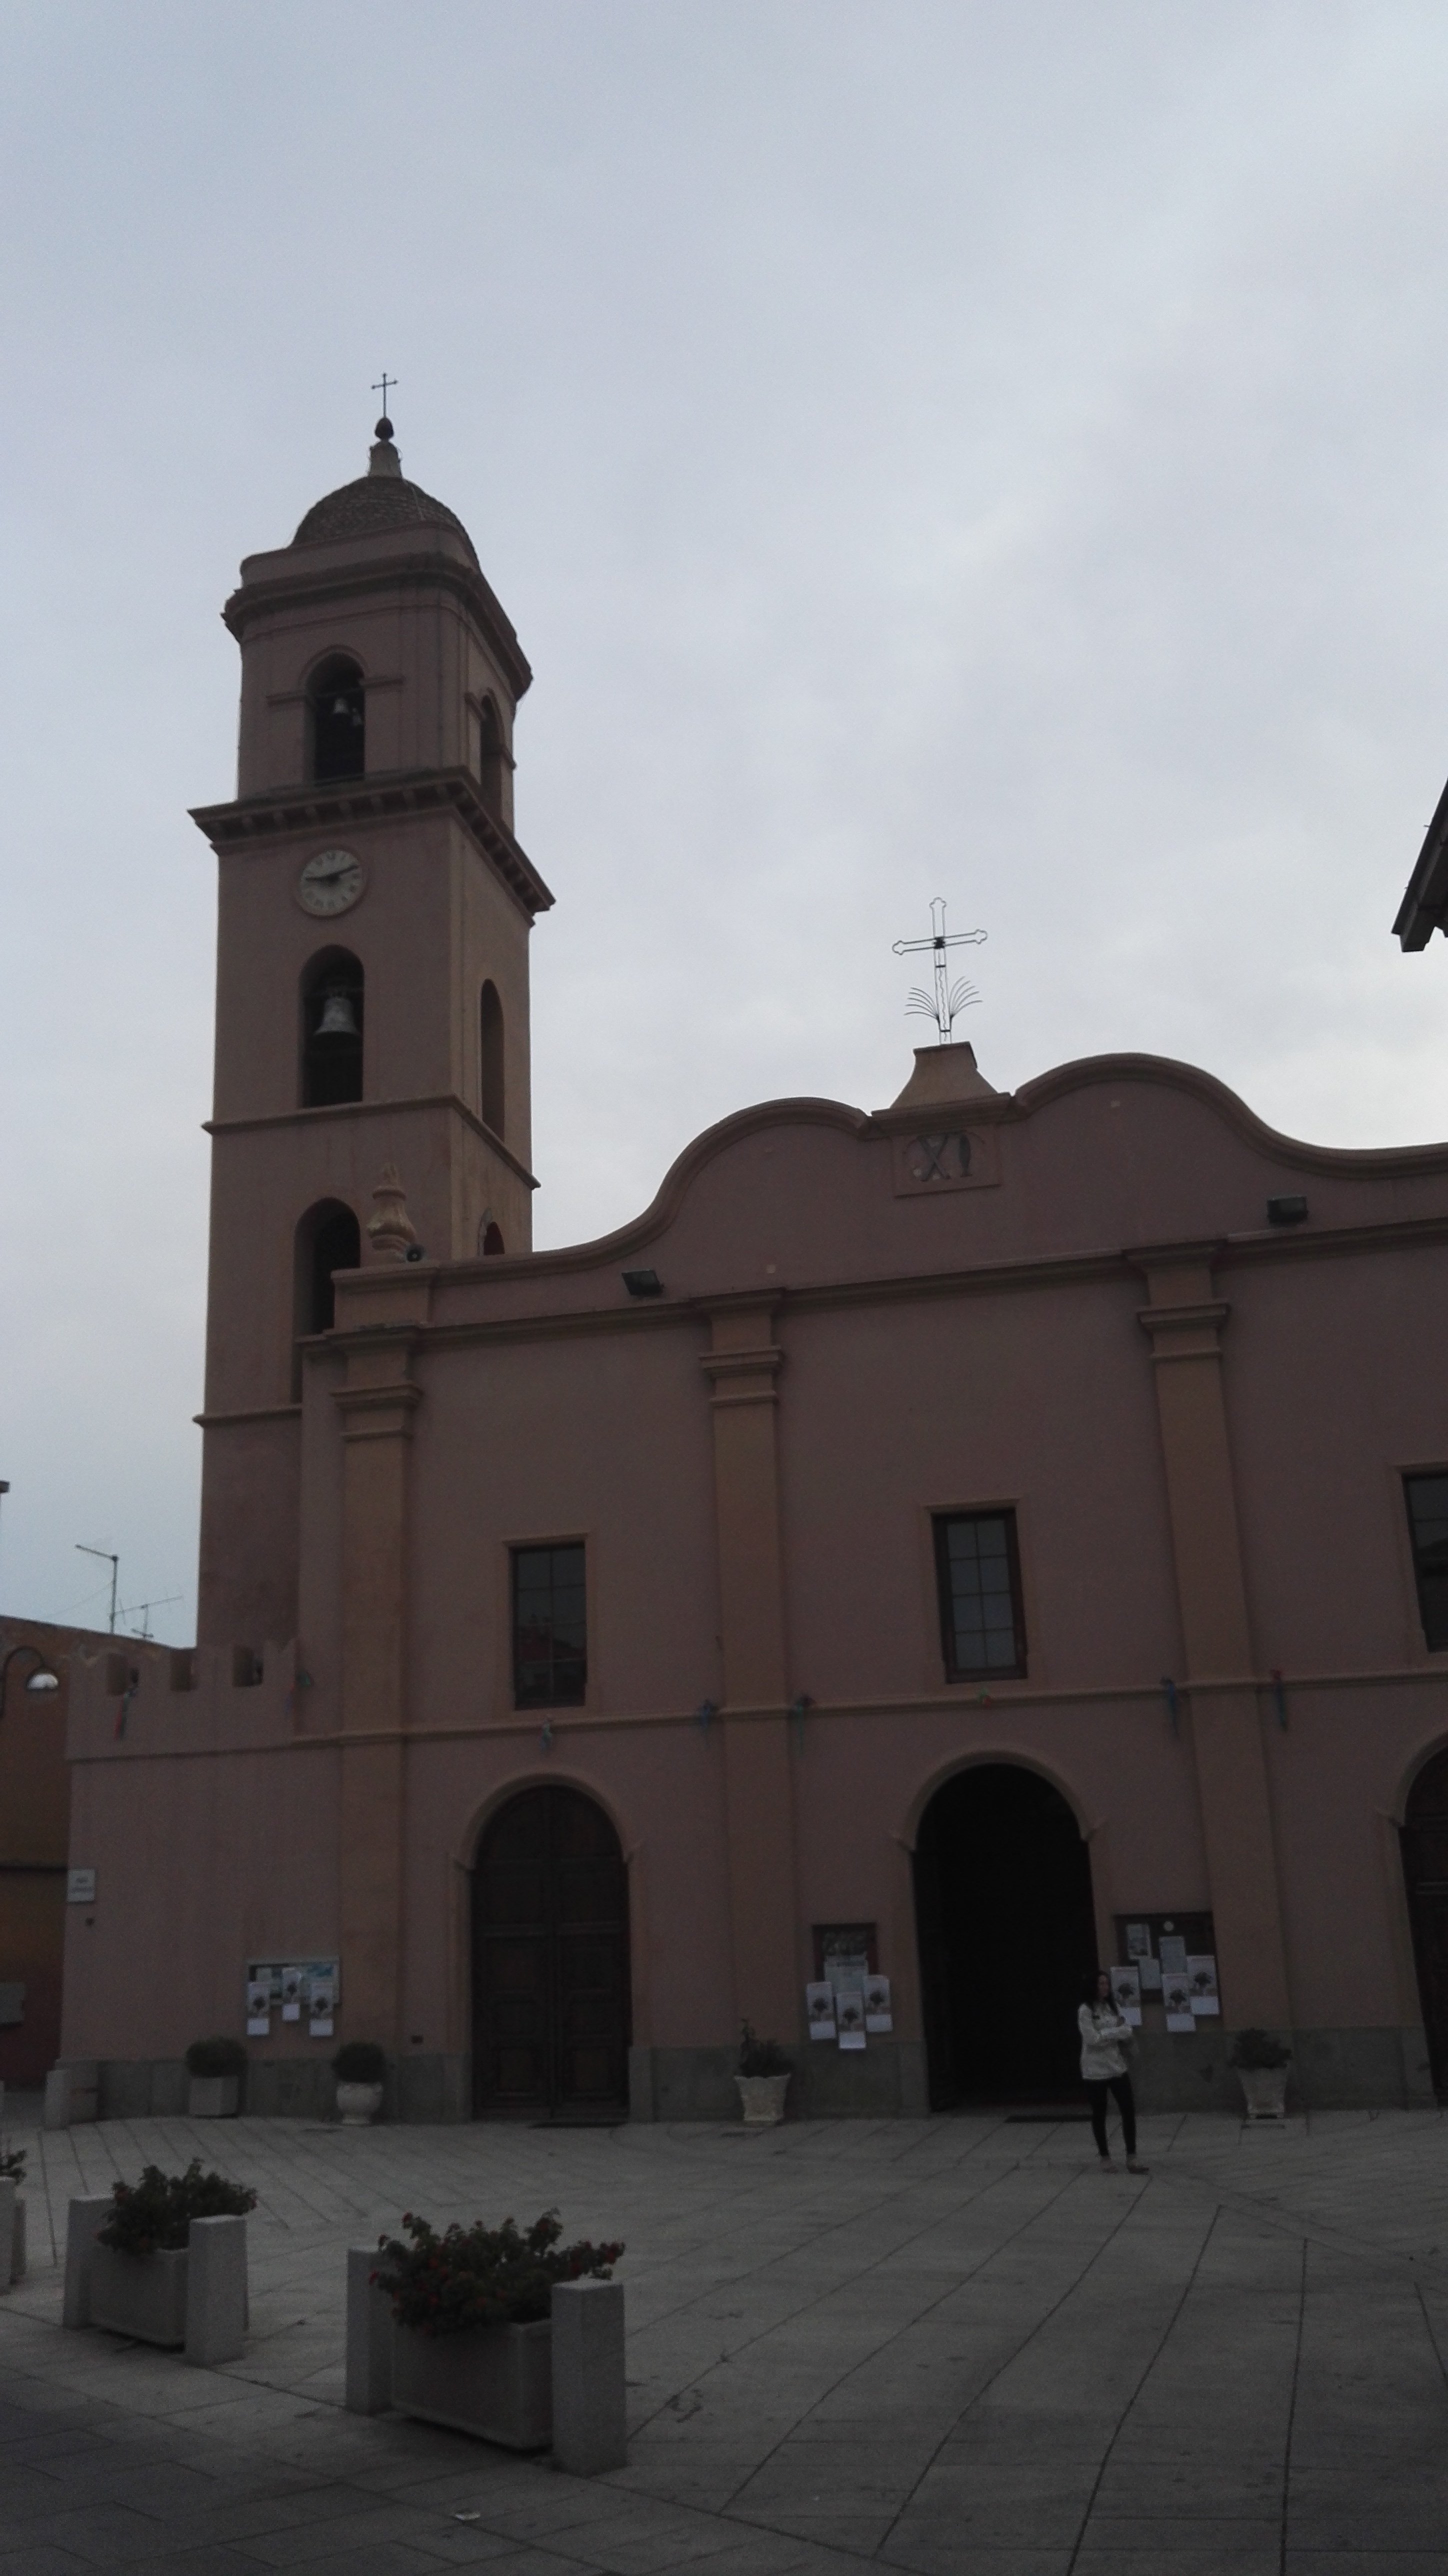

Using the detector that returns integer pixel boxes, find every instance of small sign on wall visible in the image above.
[66,1868,96,1905]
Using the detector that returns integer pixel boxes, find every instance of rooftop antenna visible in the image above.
[76,1544,119,1634]
[118,1594,182,1644]
[892,896,987,1044]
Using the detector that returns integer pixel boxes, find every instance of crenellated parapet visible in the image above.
[66,1640,308,1764]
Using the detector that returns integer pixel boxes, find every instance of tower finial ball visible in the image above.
[374,416,394,441]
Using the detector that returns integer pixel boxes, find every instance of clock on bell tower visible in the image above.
[190,416,552,1646]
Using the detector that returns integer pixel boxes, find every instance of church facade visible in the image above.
[58,430,1448,2118]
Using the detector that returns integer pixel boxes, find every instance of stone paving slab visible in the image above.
[0,2106,1447,2566]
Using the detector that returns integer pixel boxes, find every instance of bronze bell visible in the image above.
[315,992,359,1039]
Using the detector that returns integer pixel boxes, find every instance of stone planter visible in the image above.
[735,2072,790,2128]
[336,2080,384,2126]
[88,2244,189,2347]
[188,2076,240,2118]
[1238,2066,1290,2121]
[392,2318,552,2450]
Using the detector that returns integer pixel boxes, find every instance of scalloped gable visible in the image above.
[345,1048,1448,1334]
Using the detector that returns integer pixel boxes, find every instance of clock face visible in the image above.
[296,848,366,916]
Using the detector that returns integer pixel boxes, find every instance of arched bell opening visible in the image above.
[300,950,364,1107]
[480,980,505,1138]
[1400,1746,1448,2098]
[307,654,366,782]
[290,1200,361,1396]
[914,1762,1097,2107]
[470,1784,630,2118]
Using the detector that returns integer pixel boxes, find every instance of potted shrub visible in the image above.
[1230,2027,1292,2120]
[735,2022,792,2126]
[374,2207,624,2449]
[185,2036,246,2117]
[90,2160,256,2347]
[334,2040,386,2124]
[1,2144,25,2285]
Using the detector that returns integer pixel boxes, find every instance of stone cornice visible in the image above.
[204,1092,539,1194]
[222,548,532,700]
[190,766,553,920]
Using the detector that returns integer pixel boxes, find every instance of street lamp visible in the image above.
[0,1644,61,1714]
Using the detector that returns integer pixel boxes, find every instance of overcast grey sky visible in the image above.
[4,2,1448,1644]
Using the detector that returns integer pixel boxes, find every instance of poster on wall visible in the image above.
[836,1988,866,2050]
[806,1982,837,2040]
[247,1958,340,2036]
[1108,1964,1142,2026]
[1186,1956,1219,2016]
[1162,1972,1196,2033]
[864,1975,893,2034]
[1158,1934,1188,1975]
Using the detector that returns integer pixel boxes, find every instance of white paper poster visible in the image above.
[1138,1954,1163,1992]
[1108,1964,1142,2026]
[244,1976,270,2036]
[1158,1934,1188,1974]
[1162,1972,1196,2033]
[1186,1954,1220,2016]
[836,1988,866,2050]
[1124,1922,1152,1961]
[864,1974,892,2034]
[806,1982,837,2040]
[280,1964,304,2022]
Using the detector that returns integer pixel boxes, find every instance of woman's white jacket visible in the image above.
[1078,2004,1132,2080]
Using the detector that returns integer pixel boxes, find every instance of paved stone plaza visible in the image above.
[1,2102,1448,2572]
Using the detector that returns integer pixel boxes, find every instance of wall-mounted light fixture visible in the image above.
[622,1269,663,1298]
[0,1644,61,1714]
[1266,1195,1308,1226]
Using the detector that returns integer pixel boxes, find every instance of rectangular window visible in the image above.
[512,1542,588,1708]
[932,1510,1026,1680]
[1406,1474,1448,1652]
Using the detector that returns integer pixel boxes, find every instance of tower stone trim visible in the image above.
[192,766,552,920]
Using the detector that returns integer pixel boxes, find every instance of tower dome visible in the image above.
[290,420,479,566]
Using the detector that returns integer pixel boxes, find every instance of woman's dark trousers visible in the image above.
[1086,2074,1136,2158]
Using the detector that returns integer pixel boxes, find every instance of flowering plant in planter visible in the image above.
[738,2023,790,2077]
[98,2160,256,2256]
[184,2036,248,2078]
[1228,2028,1292,2071]
[373,2208,624,2337]
[332,2040,387,2084]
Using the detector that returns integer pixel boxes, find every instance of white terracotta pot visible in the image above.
[336,2080,384,2126]
[735,2072,790,2127]
[392,2318,552,2449]
[1238,2065,1290,2120]
[188,2076,240,2118]
[90,2243,189,2347]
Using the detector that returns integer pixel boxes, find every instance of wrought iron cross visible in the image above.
[892,898,986,1043]
[372,372,396,420]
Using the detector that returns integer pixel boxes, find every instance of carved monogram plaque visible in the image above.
[892,1126,1000,1197]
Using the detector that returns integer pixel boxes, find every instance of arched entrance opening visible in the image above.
[914,1764,1097,2106]
[472,1786,630,2119]
[1401,1748,1448,2098]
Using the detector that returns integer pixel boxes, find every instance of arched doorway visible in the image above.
[472,1786,630,2118]
[1401,1748,1448,2097]
[914,1764,1097,2106]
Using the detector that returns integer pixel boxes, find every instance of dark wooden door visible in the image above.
[472,1787,630,2116]
[1402,1750,1448,2099]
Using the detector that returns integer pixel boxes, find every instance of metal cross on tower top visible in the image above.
[372,372,397,426]
[892,898,987,1044]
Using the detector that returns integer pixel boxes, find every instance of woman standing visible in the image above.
[1078,1971,1148,2172]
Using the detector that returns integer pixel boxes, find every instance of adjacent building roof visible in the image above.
[1394,768,1448,949]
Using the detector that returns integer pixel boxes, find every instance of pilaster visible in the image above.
[333,1317,423,2044]
[1136,1248,1292,2028]
[702,1307,800,2046]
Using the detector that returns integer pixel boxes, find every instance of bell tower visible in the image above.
[192,416,552,1646]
